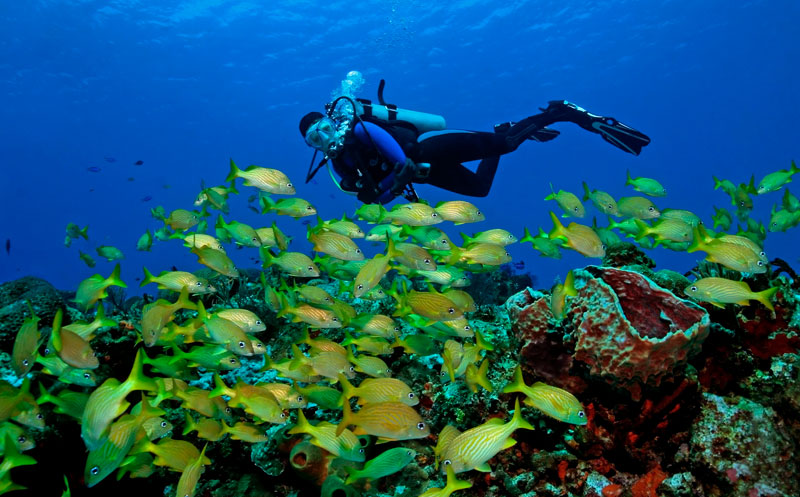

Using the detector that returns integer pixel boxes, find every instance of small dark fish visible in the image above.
[248,206,259,214]
[134,160,144,166]
[89,188,95,192]
[512,261,525,270]
[104,157,116,163]
[141,196,152,202]
[171,266,178,272]
[301,220,312,226]
[5,239,9,255]
[162,184,171,189]
[87,167,101,173]
[127,177,135,182]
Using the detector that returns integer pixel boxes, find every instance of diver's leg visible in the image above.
[421,157,500,197]
[417,130,512,164]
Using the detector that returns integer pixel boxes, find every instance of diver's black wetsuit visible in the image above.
[324,101,649,204]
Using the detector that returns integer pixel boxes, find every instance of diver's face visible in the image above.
[304,117,337,152]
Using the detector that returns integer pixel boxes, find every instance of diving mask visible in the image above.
[305,117,343,156]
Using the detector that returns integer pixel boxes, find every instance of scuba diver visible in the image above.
[299,79,651,204]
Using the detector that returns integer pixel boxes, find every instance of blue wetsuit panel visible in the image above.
[353,121,406,166]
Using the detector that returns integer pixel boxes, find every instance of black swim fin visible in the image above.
[497,119,560,148]
[540,100,651,156]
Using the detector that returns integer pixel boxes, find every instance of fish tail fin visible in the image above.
[336,401,354,437]
[544,182,557,201]
[474,329,494,352]
[444,465,473,492]
[511,397,535,432]
[275,293,291,319]
[459,232,474,246]
[625,169,633,186]
[564,270,577,297]
[385,237,403,260]
[633,219,651,240]
[582,181,591,201]
[175,286,196,311]
[548,212,567,240]
[687,226,706,253]
[1,434,36,470]
[141,267,157,287]
[94,303,116,329]
[376,205,389,224]
[473,359,493,393]
[209,373,235,399]
[338,373,356,400]
[259,194,276,214]
[519,227,534,244]
[182,411,197,436]
[288,409,312,436]
[225,158,240,183]
[107,263,127,289]
[790,159,799,175]
[755,286,778,312]
[122,349,157,394]
[501,366,528,395]
[343,466,360,485]
[712,175,722,190]
[35,382,56,406]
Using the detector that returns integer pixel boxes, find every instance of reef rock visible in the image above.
[507,266,710,399]
[689,393,798,497]
[0,276,65,349]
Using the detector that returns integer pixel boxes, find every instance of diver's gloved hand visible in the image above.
[541,100,651,156]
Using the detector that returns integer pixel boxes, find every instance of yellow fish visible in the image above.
[226,159,295,194]
[448,243,511,266]
[502,366,587,425]
[688,227,766,273]
[460,228,518,246]
[625,169,666,197]
[308,229,364,261]
[141,268,214,295]
[339,374,418,406]
[434,201,485,224]
[140,287,197,346]
[545,185,585,218]
[260,195,317,218]
[289,410,365,461]
[394,243,437,271]
[420,464,472,497]
[11,304,41,377]
[191,246,239,278]
[52,323,98,370]
[175,443,208,497]
[548,213,605,258]
[277,295,342,328]
[182,233,225,253]
[390,282,463,322]
[215,216,261,247]
[338,401,430,441]
[215,308,265,333]
[198,302,254,356]
[617,196,660,219]
[164,209,200,231]
[353,239,402,298]
[385,202,443,226]
[684,277,778,311]
[74,263,127,311]
[261,250,320,277]
[633,218,693,244]
[439,397,534,473]
[582,181,620,216]
[550,270,577,320]
[134,438,211,472]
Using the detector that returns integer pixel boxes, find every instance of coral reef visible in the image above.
[0,277,64,349]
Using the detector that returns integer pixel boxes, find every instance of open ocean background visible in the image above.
[2,0,798,295]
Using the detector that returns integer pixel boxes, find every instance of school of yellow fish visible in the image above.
[2,158,795,496]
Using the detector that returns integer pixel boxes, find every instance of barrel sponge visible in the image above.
[0,276,65,348]
[568,266,709,397]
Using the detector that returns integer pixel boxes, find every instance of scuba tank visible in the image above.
[355,79,446,134]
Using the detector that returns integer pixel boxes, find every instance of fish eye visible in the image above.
[417,422,426,430]
[574,206,579,212]
[229,358,237,363]
[648,206,655,211]
[22,359,28,366]
[349,366,355,372]
[17,436,25,443]
[355,249,362,254]
[760,251,766,257]
[332,317,339,322]
[36,413,43,419]
[357,284,364,290]
[306,205,313,210]
[256,320,263,326]
[443,460,452,466]
[359,448,365,453]
[408,393,415,398]
[690,286,697,292]
[225,407,232,413]
[307,266,314,272]
[757,261,764,266]
[44,348,50,355]
[424,258,431,265]
[196,281,203,286]
[297,395,303,402]
[601,245,607,250]
[252,237,259,243]
[161,421,168,428]
[463,325,471,331]
[280,412,287,418]
[90,466,100,475]
[578,411,585,418]
[607,204,613,209]
[447,308,455,314]
[238,341,246,348]
[432,213,438,217]
[476,210,482,216]
[287,183,293,188]
[84,373,91,379]
[407,450,413,456]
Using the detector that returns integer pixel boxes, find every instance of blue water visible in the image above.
[2,1,798,294]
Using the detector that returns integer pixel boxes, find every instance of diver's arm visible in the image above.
[353,122,416,204]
